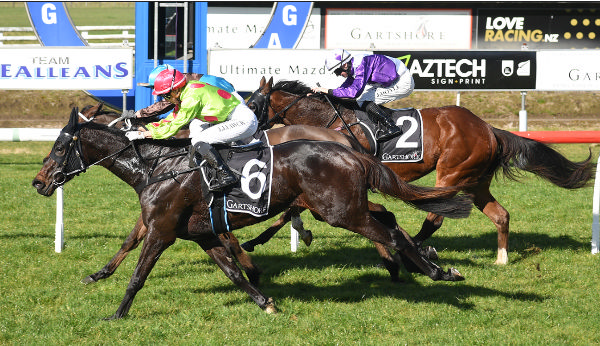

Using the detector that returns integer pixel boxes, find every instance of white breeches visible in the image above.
[189,103,258,146]
[356,70,415,106]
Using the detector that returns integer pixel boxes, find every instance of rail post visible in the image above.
[592,153,600,254]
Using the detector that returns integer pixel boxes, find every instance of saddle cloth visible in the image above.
[199,136,273,234]
[355,107,424,163]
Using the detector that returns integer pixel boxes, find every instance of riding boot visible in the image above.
[193,141,239,192]
[364,101,402,141]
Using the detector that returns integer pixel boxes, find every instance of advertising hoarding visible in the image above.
[476,8,600,50]
[325,9,473,50]
[207,7,320,49]
[536,50,600,91]
[0,47,134,90]
[208,49,371,92]
[377,50,536,90]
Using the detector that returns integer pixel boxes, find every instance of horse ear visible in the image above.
[265,77,273,93]
[97,102,104,113]
[260,76,266,88]
[65,107,79,134]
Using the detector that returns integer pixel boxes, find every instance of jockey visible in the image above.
[136,64,241,119]
[127,68,258,192]
[312,49,415,141]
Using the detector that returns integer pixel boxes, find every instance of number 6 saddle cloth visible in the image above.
[198,133,273,234]
[355,107,424,163]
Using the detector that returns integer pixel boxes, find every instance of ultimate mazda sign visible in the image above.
[376,50,536,90]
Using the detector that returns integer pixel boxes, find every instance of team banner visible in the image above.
[536,50,600,91]
[376,50,536,90]
[0,47,133,90]
[476,8,600,50]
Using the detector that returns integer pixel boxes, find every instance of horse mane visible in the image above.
[79,120,191,149]
[272,80,313,95]
[271,79,359,110]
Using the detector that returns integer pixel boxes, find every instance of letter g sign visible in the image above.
[282,5,297,26]
[42,3,57,24]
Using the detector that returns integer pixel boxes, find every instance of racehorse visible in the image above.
[74,103,377,285]
[32,107,473,319]
[246,77,595,264]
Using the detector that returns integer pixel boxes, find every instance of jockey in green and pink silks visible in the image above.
[127,68,257,192]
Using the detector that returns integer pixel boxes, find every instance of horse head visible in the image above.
[32,107,89,196]
[247,76,275,130]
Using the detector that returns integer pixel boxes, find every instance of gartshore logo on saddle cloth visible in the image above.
[355,107,424,163]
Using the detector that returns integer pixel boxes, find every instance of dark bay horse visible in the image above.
[32,107,473,319]
[74,103,368,285]
[246,77,595,264]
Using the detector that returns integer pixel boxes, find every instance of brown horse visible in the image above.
[32,107,473,319]
[74,103,372,284]
[246,77,594,265]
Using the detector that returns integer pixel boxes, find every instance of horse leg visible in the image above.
[471,187,510,265]
[218,232,262,286]
[105,230,175,320]
[365,202,401,282]
[82,215,147,284]
[291,213,313,246]
[325,205,462,282]
[241,207,311,251]
[198,237,275,313]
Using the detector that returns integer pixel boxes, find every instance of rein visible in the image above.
[55,124,195,192]
[320,93,362,145]
[52,130,134,186]
[261,92,307,129]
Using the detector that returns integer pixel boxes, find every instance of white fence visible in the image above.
[0,26,135,47]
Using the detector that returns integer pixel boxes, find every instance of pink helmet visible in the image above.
[152,69,186,96]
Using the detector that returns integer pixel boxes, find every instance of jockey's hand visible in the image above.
[311,86,328,94]
[125,131,146,141]
[122,109,136,118]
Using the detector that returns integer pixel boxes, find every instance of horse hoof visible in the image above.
[424,246,438,260]
[448,267,465,281]
[302,230,313,247]
[81,276,97,285]
[241,242,255,252]
[264,297,277,314]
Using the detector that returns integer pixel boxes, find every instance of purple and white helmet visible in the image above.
[325,49,352,71]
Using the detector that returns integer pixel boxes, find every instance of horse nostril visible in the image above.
[32,179,44,190]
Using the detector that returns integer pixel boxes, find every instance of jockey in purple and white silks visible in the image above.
[312,49,415,141]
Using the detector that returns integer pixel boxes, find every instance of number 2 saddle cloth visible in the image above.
[354,107,424,163]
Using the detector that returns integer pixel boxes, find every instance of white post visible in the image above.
[519,91,528,131]
[591,154,600,254]
[55,186,64,253]
[456,91,461,106]
[290,226,299,252]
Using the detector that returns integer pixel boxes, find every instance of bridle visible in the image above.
[249,87,362,144]
[249,88,307,131]
[49,124,133,187]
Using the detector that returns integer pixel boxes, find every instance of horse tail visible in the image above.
[491,127,595,189]
[356,153,473,219]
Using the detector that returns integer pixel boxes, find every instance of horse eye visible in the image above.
[248,103,256,111]
[54,144,66,156]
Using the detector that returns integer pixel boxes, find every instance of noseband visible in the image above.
[49,125,132,187]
